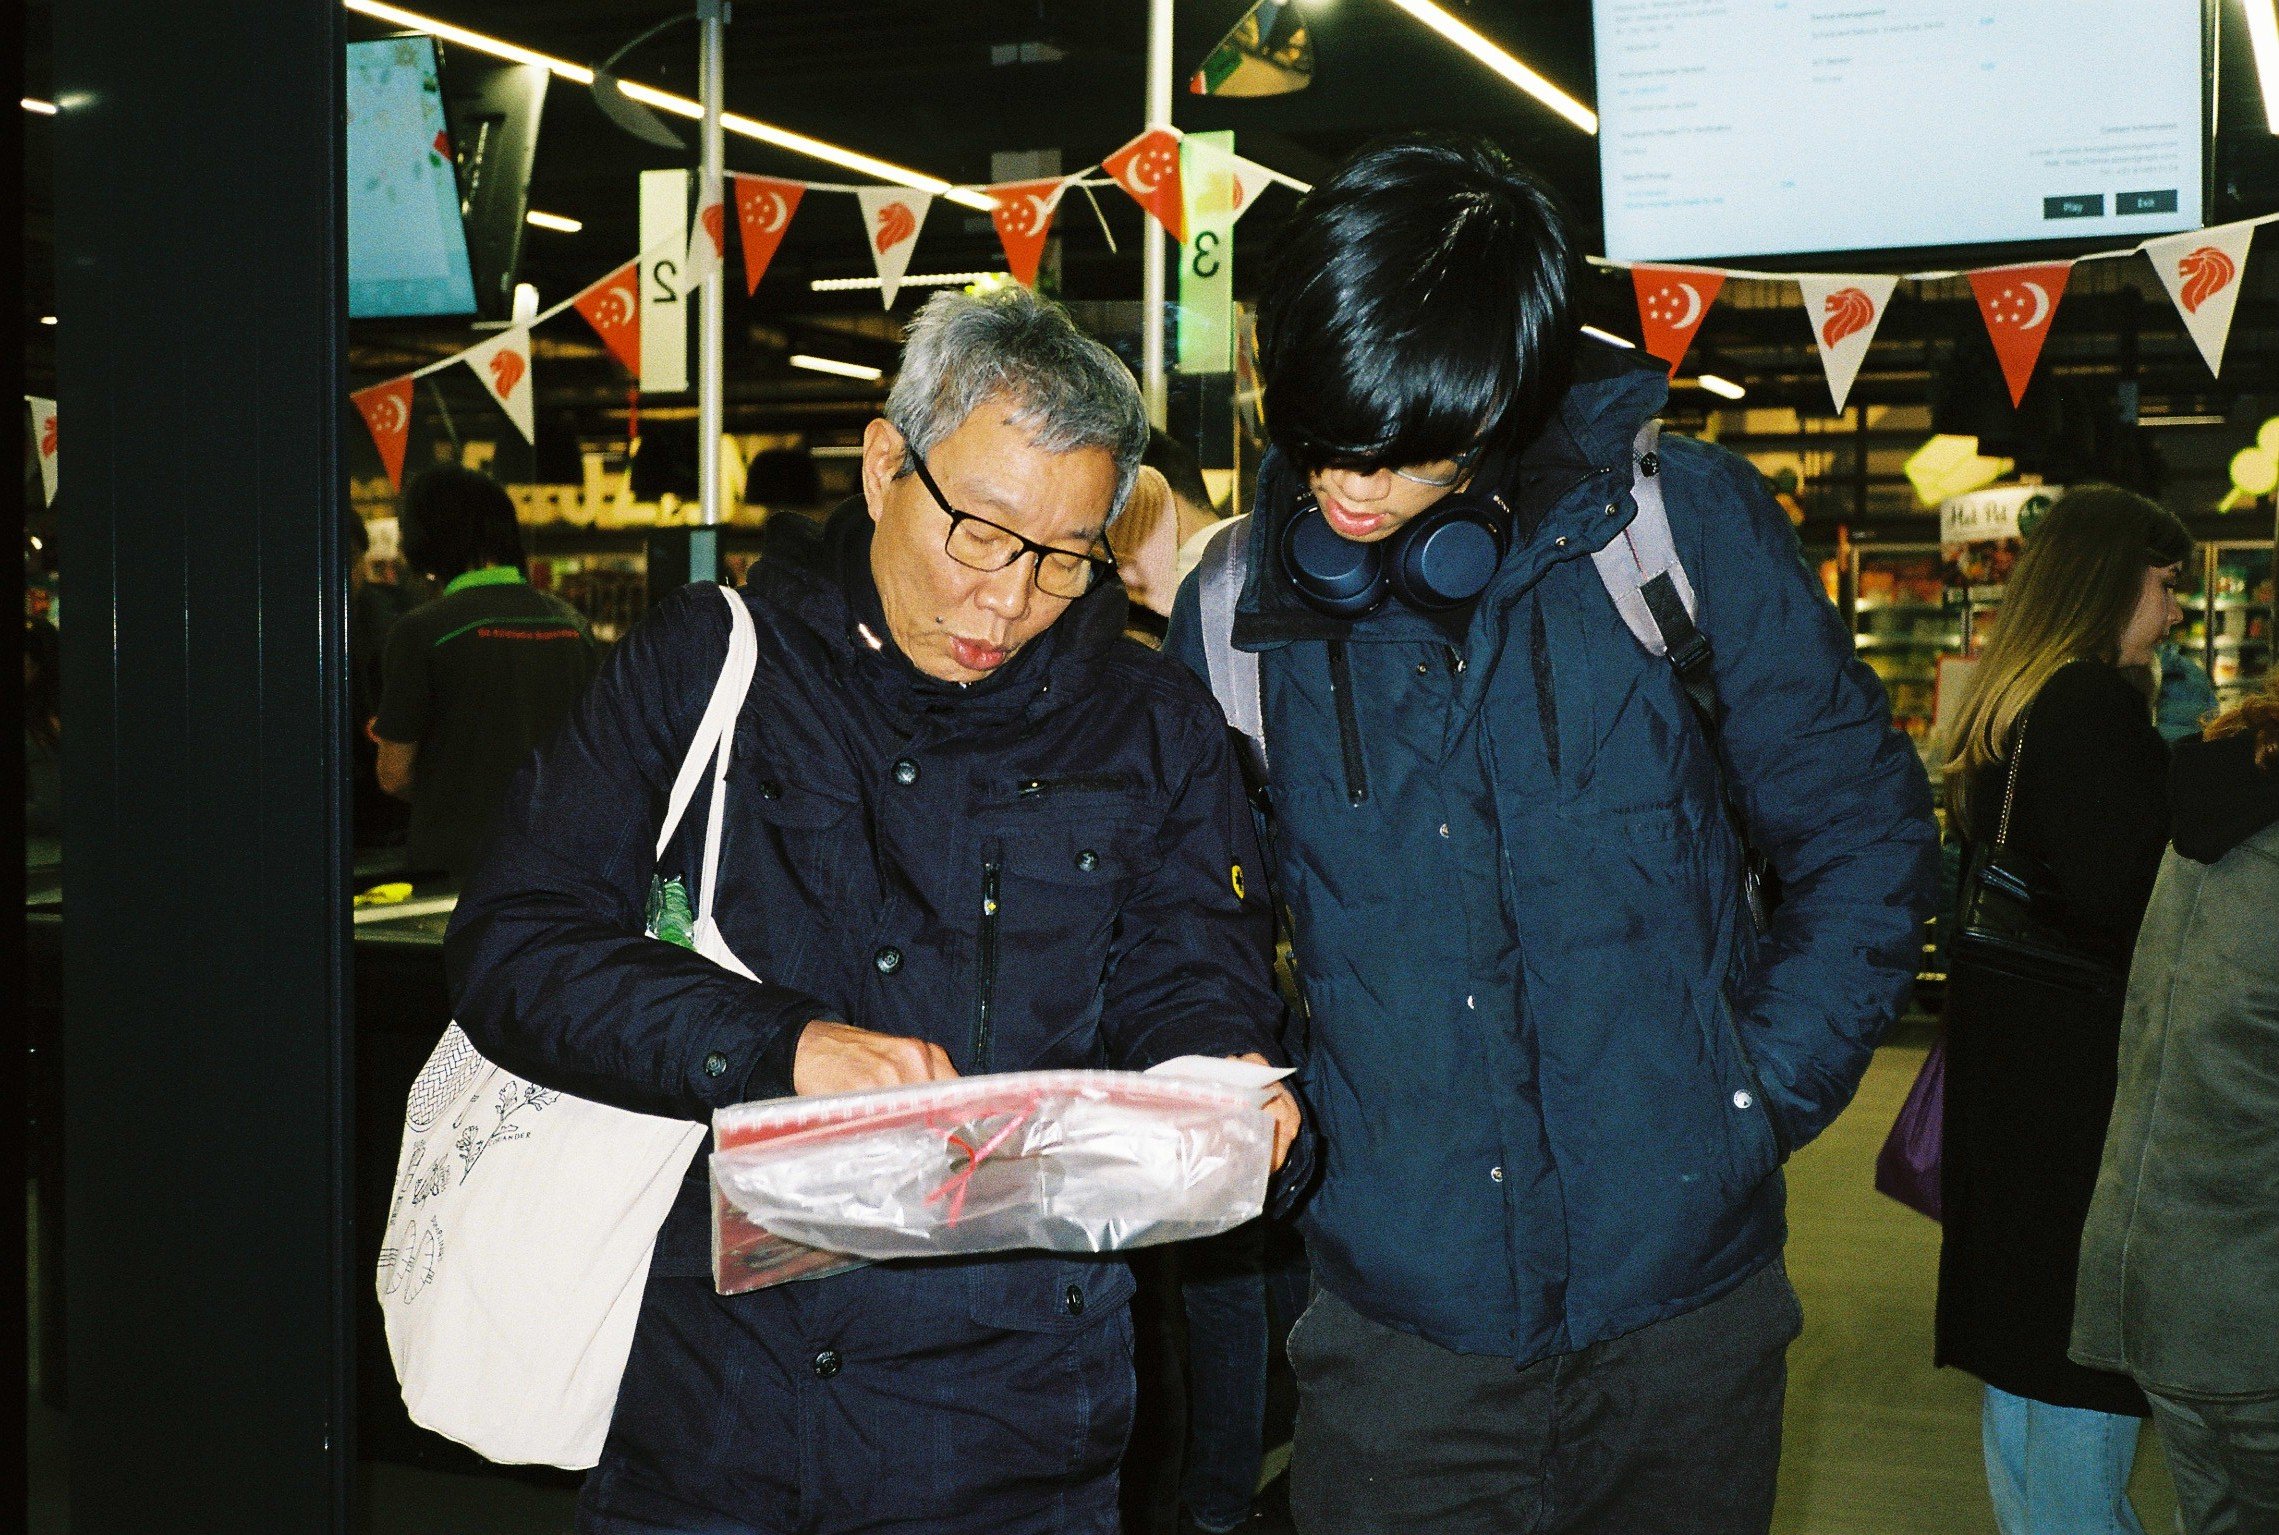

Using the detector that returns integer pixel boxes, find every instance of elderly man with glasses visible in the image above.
[447,285,1305,1535]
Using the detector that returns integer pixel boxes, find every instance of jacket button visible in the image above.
[1438,823,1451,839]
[1490,1166,1504,1183]
[702,1051,729,1078]
[892,758,919,786]
[1075,849,1099,872]
[812,1349,841,1379]
[758,779,783,800]
[874,946,903,976]
[1064,1284,1085,1316]
[1733,1090,1755,1111]
[1605,502,1619,517]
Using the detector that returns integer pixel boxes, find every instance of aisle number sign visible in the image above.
[640,169,690,394]
[1178,132,1238,374]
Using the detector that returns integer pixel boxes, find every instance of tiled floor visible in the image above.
[27,1042,2181,1533]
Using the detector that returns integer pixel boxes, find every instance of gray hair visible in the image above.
[885,286,1150,524]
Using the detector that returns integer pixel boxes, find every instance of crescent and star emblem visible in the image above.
[1996,281,2051,330]
[374,395,405,435]
[754,192,785,234]
[597,285,635,329]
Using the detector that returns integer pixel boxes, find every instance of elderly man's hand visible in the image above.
[793,1020,957,1097]
[1231,1052,1302,1172]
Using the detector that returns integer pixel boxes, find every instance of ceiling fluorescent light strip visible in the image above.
[342,1,992,209]
[525,209,583,233]
[810,271,1005,292]
[1693,374,1747,400]
[1580,324,1635,349]
[2248,0,2279,134]
[790,354,885,381]
[22,97,59,115]
[1380,1,1597,134]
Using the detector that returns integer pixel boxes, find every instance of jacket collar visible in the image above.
[2170,730,2279,864]
[750,498,1130,725]
[1233,337,1670,648]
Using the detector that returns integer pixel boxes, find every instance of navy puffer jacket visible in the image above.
[1167,341,1939,1360]
[449,502,1301,1531]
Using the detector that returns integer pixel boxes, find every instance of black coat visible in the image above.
[447,503,1303,1532]
[1936,660,2168,1415]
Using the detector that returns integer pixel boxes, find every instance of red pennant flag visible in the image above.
[732,175,807,295]
[988,178,1069,287]
[1632,266,1725,376]
[1967,262,2072,407]
[573,260,643,376]
[351,376,415,491]
[1103,129,1187,243]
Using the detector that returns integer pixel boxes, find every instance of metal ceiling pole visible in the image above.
[696,0,727,571]
[1142,0,1174,427]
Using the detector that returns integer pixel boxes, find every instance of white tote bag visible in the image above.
[378,584,763,1469]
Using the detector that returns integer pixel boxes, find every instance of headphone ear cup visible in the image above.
[1384,498,1508,611]
[1280,503,1388,619]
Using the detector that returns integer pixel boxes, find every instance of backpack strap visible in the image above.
[1589,419,1716,723]
[1196,514,1267,781]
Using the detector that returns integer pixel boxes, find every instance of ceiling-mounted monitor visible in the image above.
[1593,1,2207,266]
[348,36,479,317]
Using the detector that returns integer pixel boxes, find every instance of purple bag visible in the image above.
[1873,1036,1945,1221]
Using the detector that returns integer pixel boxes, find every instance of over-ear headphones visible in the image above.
[1279,483,1511,620]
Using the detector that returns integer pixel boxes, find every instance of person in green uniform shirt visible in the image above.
[373,465,596,882]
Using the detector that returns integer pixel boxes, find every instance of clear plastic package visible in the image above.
[710,1058,1286,1295]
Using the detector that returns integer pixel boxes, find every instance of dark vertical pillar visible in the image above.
[52,0,352,1528]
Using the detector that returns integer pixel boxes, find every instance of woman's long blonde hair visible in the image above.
[1939,485,2191,840]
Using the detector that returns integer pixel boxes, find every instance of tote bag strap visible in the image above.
[656,585,760,865]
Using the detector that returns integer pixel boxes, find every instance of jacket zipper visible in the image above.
[1327,639,1369,807]
[1530,599,1561,778]
[972,847,1001,1072]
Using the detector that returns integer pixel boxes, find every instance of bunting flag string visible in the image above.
[337,126,2275,464]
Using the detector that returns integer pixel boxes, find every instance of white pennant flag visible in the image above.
[2144,222,2256,379]
[681,183,726,296]
[1226,155,1274,226]
[27,396,58,504]
[463,326,536,444]
[1796,274,1898,413]
[855,188,932,309]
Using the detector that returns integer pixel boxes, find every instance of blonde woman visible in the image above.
[1935,484,2190,1535]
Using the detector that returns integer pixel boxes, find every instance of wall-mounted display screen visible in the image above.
[347,36,479,318]
[1594,1,2204,264]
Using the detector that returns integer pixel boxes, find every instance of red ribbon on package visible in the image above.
[732,175,807,295]
[1967,262,2072,407]
[351,376,415,491]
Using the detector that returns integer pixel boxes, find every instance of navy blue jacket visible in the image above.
[1167,342,1940,1360]
[448,504,1302,1530]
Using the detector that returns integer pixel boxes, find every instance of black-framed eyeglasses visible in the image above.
[907,455,1117,601]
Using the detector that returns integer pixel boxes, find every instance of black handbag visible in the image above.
[1950,709,2122,994]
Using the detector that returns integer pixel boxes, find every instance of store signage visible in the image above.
[1631,266,1724,376]
[26,395,57,504]
[464,326,535,444]
[2144,223,2255,379]
[1179,132,1238,374]
[1796,274,1897,414]
[639,168,690,393]
[1939,484,2051,546]
[732,176,806,295]
[1966,262,2072,407]
[855,188,933,309]
[987,177,1068,288]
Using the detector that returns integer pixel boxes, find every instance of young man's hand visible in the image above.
[1232,1051,1302,1171]
[793,1020,957,1096]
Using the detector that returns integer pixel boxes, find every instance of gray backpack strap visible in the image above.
[1589,420,1716,720]
[1196,514,1267,779]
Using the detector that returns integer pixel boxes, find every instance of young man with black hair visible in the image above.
[374,464,594,881]
[1167,134,1940,1533]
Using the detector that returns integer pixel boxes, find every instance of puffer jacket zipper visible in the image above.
[973,845,1002,1071]
[1327,638,1369,806]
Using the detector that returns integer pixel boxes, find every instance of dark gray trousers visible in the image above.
[2146,1389,2279,1535]
[1288,1261,1802,1535]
